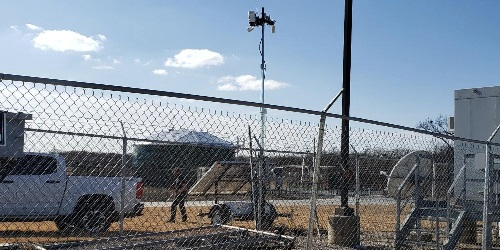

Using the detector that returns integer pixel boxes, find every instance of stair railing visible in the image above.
[395,155,420,248]
[446,153,474,240]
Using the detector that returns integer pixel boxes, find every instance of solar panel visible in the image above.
[188,161,253,196]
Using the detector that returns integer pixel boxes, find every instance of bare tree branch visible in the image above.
[416,114,453,150]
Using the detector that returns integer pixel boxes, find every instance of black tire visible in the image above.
[54,217,72,232]
[261,216,275,231]
[261,203,277,230]
[74,197,114,234]
[210,206,232,225]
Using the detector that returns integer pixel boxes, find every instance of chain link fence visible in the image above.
[0,73,499,249]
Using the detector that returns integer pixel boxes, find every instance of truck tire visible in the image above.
[210,205,232,225]
[261,216,275,231]
[54,217,72,232]
[261,203,277,231]
[74,196,114,233]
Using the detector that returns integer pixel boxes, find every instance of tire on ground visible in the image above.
[72,195,114,234]
[261,203,277,230]
[54,216,72,232]
[210,205,232,225]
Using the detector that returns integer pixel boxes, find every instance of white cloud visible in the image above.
[165,49,224,69]
[153,69,168,75]
[33,30,103,52]
[82,55,117,70]
[134,58,151,66]
[9,25,20,32]
[217,75,290,91]
[26,23,43,30]
[92,65,114,70]
[218,83,238,91]
[82,54,92,61]
[97,34,107,41]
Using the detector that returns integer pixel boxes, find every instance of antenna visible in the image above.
[246,7,277,231]
[385,150,433,199]
[246,7,277,156]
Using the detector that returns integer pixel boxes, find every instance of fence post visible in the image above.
[248,127,257,229]
[119,122,127,236]
[482,124,500,249]
[414,154,422,241]
[306,89,343,250]
[306,114,326,250]
[482,143,493,248]
[351,145,361,243]
[433,160,440,248]
[350,145,360,218]
[395,188,401,250]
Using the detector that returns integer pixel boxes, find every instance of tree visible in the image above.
[416,114,453,163]
[416,114,452,136]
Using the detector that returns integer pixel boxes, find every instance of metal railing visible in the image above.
[394,157,420,248]
[445,155,471,241]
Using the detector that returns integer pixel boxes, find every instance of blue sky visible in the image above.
[1,1,500,129]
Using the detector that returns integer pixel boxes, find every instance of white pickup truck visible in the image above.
[0,152,144,233]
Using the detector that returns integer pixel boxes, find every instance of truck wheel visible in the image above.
[54,217,72,232]
[261,203,277,231]
[210,206,231,225]
[261,216,275,231]
[75,199,113,233]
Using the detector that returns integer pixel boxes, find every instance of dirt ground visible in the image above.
[0,204,405,246]
[5,204,496,249]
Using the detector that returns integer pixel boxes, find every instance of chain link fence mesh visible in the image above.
[0,75,499,249]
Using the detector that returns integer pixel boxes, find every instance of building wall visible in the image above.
[454,86,500,202]
[0,112,31,157]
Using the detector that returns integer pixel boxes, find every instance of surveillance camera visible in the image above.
[248,11,257,26]
[271,25,276,33]
[247,26,255,32]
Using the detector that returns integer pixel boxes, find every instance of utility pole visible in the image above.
[340,0,354,214]
[323,1,359,247]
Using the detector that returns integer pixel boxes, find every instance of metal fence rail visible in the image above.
[0,73,499,249]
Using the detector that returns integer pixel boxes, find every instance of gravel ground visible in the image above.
[37,225,295,250]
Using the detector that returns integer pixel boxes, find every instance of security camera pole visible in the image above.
[248,7,275,154]
[247,7,276,230]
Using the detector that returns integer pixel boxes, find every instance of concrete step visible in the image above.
[403,239,441,248]
[415,207,465,220]
[409,227,447,236]
[419,215,456,222]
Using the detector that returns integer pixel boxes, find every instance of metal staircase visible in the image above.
[394,154,471,250]
[395,200,467,249]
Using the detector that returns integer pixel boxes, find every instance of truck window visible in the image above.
[0,157,16,179]
[10,155,57,175]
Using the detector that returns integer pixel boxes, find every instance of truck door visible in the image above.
[9,155,65,216]
[0,157,17,216]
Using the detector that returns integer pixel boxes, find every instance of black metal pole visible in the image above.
[258,6,266,231]
[340,0,353,212]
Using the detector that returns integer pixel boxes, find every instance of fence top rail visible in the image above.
[2,73,498,146]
